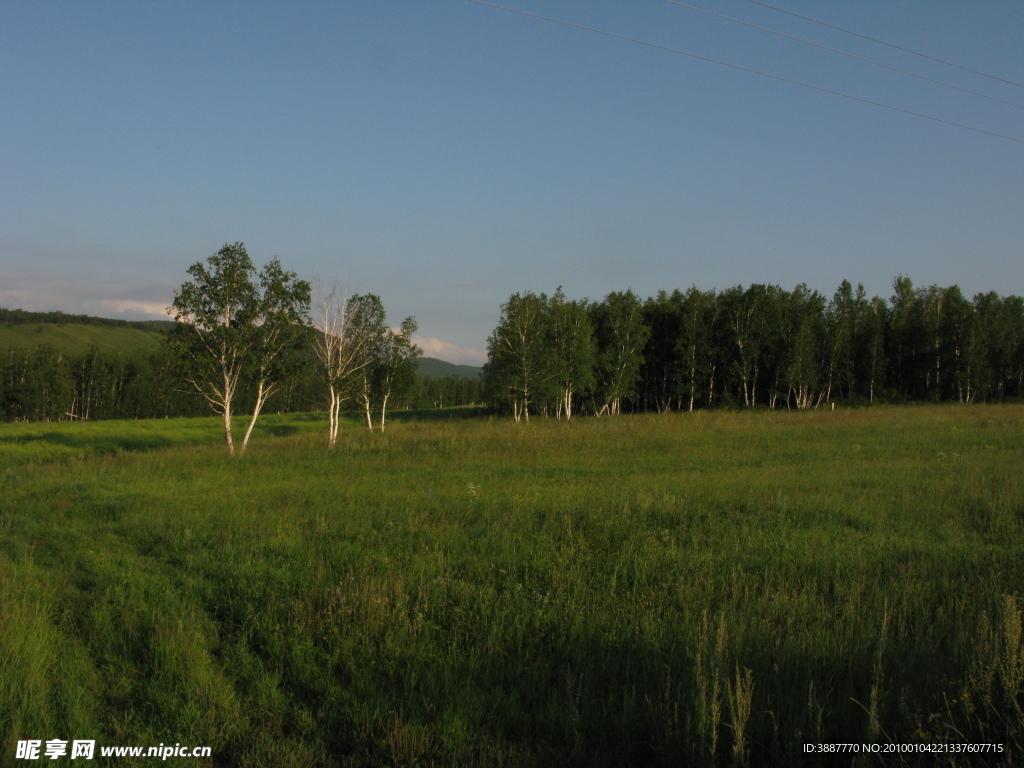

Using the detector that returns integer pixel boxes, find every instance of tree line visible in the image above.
[484,278,1024,420]
[1,245,482,430]
[0,307,172,333]
[0,343,483,425]
[0,346,197,422]
[15,245,1016,437]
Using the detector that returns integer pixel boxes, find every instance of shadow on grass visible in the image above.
[0,409,490,469]
[262,424,300,437]
[6,430,175,451]
[0,419,217,468]
[386,406,492,424]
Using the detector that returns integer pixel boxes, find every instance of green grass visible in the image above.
[0,324,164,354]
[1,406,1023,766]
[0,412,330,471]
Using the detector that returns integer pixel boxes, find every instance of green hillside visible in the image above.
[0,308,171,353]
[0,321,166,354]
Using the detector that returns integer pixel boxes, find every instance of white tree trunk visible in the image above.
[327,386,339,448]
[223,405,234,456]
[240,378,272,456]
[221,363,236,456]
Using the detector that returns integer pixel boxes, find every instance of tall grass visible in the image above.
[1,405,1022,765]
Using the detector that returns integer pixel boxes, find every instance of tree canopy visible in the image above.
[484,278,1024,418]
[167,243,310,455]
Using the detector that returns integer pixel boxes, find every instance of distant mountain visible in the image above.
[417,357,483,379]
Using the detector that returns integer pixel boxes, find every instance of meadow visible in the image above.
[0,323,163,355]
[1,405,1022,766]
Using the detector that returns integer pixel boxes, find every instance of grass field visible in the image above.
[2,406,1022,766]
[0,324,164,354]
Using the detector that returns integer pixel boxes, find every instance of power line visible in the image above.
[463,0,1024,144]
[661,0,1024,109]
[739,0,1024,91]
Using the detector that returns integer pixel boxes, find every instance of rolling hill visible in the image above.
[0,320,167,354]
[0,308,482,377]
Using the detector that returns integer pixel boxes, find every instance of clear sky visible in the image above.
[2,1,1022,364]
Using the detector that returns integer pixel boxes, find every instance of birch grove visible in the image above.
[484,278,1024,418]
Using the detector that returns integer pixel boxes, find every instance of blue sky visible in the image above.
[2,1,1022,364]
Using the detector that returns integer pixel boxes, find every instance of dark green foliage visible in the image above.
[373,316,422,428]
[0,307,174,333]
[674,287,719,411]
[345,295,422,430]
[590,290,649,415]
[640,291,686,413]
[485,291,555,421]
[548,289,596,419]
[0,345,207,422]
[486,278,1024,416]
[166,243,312,455]
[783,284,826,409]
[406,374,484,409]
[5,273,1024,426]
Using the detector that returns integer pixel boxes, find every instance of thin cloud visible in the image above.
[413,335,486,367]
[0,273,177,320]
[0,288,43,308]
[98,300,172,318]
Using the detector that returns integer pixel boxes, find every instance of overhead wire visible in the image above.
[660,0,1024,109]
[738,0,1024,91]
[463,0,1024,144]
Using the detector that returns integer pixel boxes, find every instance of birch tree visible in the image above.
[722,285,780,408]
[548,288,595,420]
[374,316,421,431]
[678,287,717,411]
[485,292,551,422]
[888,276,921,400]
[974,292,1023,401]
[347,294,389,431]
[721,286,756,407]
[640,291,684,413]
[168,243,310,456]
[943,286,980,403]
[311,282,371,447]
[168,243,259,455]
[919,284,946,401]
[236,259,311,454]
[785,285,825,409]
[822,281,857,403]
[591,290,649,416]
